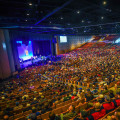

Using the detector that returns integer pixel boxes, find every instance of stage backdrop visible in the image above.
[16,41,33,60]
[32,40,51,56]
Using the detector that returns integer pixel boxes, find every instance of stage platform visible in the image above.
[20,57,44,68]
[20,56,62,68]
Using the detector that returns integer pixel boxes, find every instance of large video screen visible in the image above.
[60,36,67,43]
[16,41,33,61]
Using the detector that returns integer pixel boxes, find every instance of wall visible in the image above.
[9,30,53,41]
[4,30,15,73]
[56,35,92,54]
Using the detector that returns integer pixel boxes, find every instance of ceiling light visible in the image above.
[27,13,30,16]
[106,9,111,12]
[103,1,107,5]
[101,16,104,19]
[25,19,28,21]
[82,20,84,23]
[61,17,63,20]
[77,11,80,14]
[29,3,32,6]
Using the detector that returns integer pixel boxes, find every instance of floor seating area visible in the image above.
[81,43,95,48]
[0,42,120,120]
[104,35,118,41]
[92,36,102,42]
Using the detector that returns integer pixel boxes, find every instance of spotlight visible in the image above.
[27,13,30,16]
[25,19,28,21]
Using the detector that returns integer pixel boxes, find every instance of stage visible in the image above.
[20,56,62,68]
[20,57,45,68]
[16,40,53,69]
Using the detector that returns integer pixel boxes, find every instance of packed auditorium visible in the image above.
[0,0,120,120]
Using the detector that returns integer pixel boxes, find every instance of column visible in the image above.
[3,30,15,73]
[0,29,11,79]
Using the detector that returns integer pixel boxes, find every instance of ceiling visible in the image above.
[0,0,120,35]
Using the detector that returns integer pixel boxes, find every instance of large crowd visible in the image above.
[0,42,120,120]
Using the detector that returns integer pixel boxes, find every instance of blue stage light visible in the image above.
[29,41,31,44]
[2,43,6,50]
[16,41,22,44]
